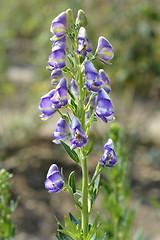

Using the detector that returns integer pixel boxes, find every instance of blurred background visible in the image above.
[0,0,160,239]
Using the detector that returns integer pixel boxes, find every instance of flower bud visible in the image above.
[76,9,88,27]
[66,8,74,27]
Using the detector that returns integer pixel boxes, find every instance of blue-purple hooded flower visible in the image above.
[70,116,87,150]
[50,78,68,109]
[50,11,67,38]
[51,69,63,85]
[48,43,66,70]
[100,138,117,167]
[39,78,68,120]
[96,36,114,64]
[53,118,70,144]
[85,60,103,92]
[39,90,56,120]
[45,164,64,193]
[99,69,111,94]
[77,27,92,57]
[95,88,114,123]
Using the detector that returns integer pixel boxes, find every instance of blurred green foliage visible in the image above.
[100,123,144,240]
[0,169,18,240]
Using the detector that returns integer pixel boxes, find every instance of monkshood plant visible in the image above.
[39,9,117,239]
[0,169,17,240]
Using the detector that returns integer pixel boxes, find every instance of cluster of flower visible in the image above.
[39,9,117,193]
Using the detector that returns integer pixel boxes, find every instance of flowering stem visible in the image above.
[81,150,89,238]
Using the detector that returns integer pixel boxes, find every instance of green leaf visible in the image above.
[99,233,107,240]
[58,215,82,239]
[69,212,79,226]
[57,224,70,240]
[60,141,80,164]
[68,171,76,194]
[67,53,74,68]
[62,66,72,73]
[84,134,95,156]
[71,99,77,111]
[86,213,99,240]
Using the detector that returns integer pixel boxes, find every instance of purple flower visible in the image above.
[99,69,111,94]
[45,164,64,193]
[47,43,66,70]
[96,36,114,64]
[50,78,68,109]
[85,60,103,92]
[95,88,114,123]
[77,27,92,57]
[39,78,68,120]
[71,79,79,99]
[53,118,70,144]
[51,69,63,85]
[50,11,67,38]
[39,89,56,120]
[100,138,117,167]
[70,116,87,150]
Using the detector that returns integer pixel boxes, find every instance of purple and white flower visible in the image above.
[99,69,111,94]
[100,138,117,167]
[50,68,63,85]
[47,42,66,70]
[77,27,92,57]
[50,78,68,109]
[95,88,114,123]
[70,116,87,150]
[85,60,103,92]
[96,36,114,64]
[39,78,68,120]
[50,11,67,39]
[53,118,70,144]
[45,164,64,193]
[39,89,56,120]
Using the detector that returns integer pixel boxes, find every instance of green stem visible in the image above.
[81,151,89,239]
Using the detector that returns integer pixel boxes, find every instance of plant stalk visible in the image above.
[81,153,89,239]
